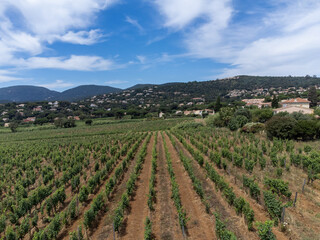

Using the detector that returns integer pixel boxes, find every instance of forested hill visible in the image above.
[147,75,320,101]
[1,76,320,103]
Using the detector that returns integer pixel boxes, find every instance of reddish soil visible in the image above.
[120,134,155,240]
[163,134,216,240]
[57,137,146,239]
[179,133,289,240]
[90,135,151,240]
[169,133,258,240]
[152,133,183,240]
[197,132,320,240]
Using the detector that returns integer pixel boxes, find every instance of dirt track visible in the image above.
[152,133,183,240]
[164,133,216,240]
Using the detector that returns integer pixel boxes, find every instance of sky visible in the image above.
[0,0,320,91]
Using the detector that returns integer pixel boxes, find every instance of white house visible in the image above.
[281,98,310,108]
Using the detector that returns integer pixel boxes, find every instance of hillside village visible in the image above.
[1,82,320,129]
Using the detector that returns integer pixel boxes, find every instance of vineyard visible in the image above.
[0,119,320,240]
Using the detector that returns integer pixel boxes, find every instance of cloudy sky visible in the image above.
[0,0,320,90]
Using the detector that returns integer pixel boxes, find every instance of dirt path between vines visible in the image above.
[170,133,259,240]
[178,133,289,240]
[60,135,147,239]
[152,133,183,240]
[91,134,151,240]
[164,134,216,240]
[120,134,155,239]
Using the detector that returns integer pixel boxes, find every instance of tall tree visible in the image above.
[308,86,318,108]
[214,96,222,112]
[271,95,279,108]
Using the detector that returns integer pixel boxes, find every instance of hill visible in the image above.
[60,85,121,101]
[0,86,60,102]
[126,84,155,90]
[0,85,121,102]
[1,75,320,103]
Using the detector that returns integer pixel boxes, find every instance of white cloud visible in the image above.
[49,29,106,45]
[0,70,26,83]
[4,0,117,36]
[154,0,320,77]
[105,80,128,85]
[136,55,147,64]
[0,0,119,72]
[18,55,118,71]
[39,80,74,89]
[125,16,144,33]
[154,0,213,30]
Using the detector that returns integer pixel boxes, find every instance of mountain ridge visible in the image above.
[1,75,320,103]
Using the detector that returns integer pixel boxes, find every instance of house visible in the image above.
[193,110,203,116]
[159,112,165,118]
[33,106,42,112]
[281,98,310,108]
[4,123,10,128]
[242,99,271,108]
[273,106,314,115]
[204,109,215,115]
[23,117,36,123]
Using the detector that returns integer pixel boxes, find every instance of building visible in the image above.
[281,98,310,108]
[33,106,42,112]
[23,117,36,123]
[273,106,314,115]
[242,99,271,108]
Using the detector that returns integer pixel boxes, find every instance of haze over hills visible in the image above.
[0,75,320,103]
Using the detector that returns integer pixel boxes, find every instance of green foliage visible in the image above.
[214,213,237,240]
[241,122,265,134]
[263,191,282,225]
[243,175,260,201]
[264,178,292,198]
[256,221,276,240]
[144,217,152,240]
[266,116,296,139]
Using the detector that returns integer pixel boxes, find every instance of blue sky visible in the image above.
[0,0,320,91]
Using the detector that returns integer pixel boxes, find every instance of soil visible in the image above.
[168,133,258,240]
[90,134,152,240]
[58,135,148,239]
[152,132,183,240]
[120,134,155,240]
[163,133,216,240]
[178,133,290,240]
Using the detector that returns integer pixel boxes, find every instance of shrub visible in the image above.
[241,122,265,134]
[265,116,296,139]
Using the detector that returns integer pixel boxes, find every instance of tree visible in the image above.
[85,119,92,126]
[293,120,317,140]
[214,96,222,112]
[265,116,297,139]
[219,107,235,126]
[308,86,318,108]
[9,122,18,132]
[271,95,279,108]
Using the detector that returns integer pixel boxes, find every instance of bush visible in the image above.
[265,116,296,139]
[241,122,265,133]
[252,108,273,123]
[293,120,317,140]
